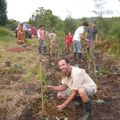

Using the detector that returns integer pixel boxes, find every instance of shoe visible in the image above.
[77,113,91,120]
[77,100,92,120]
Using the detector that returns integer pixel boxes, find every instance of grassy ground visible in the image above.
[0,36,39,80]
[0,34,120,120]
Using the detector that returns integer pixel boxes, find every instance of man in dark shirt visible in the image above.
[86,22,98,53]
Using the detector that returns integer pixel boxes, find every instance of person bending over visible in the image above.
[48,57,97,120]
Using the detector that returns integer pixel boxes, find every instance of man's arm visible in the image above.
[80,33,85,40]
[56,90,78,111]
[63,90,78,106]
[47,84,67,91]
[37,29,40,39]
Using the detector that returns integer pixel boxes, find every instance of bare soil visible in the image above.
[0,44,120,120]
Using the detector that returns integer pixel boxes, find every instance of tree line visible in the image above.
[0,0,120,56]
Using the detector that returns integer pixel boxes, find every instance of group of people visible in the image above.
[37,25,58,55]
[47,22,98,120]
[16,23,32,47]
[16,23,58,55]
[16,22,98,120]
[16,21,97,59]
[65,21,98,62]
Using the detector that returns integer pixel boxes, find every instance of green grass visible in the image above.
[0,36,16,44]
[0,27,16,44]
[0,27,12,36]
[0,28,39,82]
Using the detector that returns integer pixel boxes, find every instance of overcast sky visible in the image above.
[7,0,120,22]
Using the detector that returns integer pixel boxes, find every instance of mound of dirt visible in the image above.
[7,46,32,52]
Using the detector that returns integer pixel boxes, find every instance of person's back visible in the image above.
[49,30,58,56]
[49,32,57,45]
[73,26,84,41]
[72,22,89,62]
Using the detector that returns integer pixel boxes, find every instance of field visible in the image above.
[0,36,120,120]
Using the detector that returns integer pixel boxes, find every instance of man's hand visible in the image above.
[47,84,67,91]
[80,33,85,40]
[56,104,66,111]
[85,38,89,41]
[47,85,54,90]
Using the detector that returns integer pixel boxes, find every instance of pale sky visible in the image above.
[7,0,120,22]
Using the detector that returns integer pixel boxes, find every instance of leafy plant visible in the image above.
[36,62,47,115]
[86,47,99,85]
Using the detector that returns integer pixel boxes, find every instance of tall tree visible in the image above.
[93,0,112,38]
[64,16,77,34]
[93,0,106,17]
[0,0,8,25]
[29,7,64,31]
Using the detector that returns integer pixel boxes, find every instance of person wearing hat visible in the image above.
[72,22,89,62]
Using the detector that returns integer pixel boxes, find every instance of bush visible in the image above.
[0,27,16,43]
[0,27,14,37]
[108,39,120,57]
[56,30,65,49]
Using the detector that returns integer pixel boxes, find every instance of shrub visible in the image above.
[0,27,14,37]
[108,39,120,57]
[56,30,65,49]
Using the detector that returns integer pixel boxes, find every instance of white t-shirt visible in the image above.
[61,66,97,93]
[49,32,57,41]
[73,26,84,41]
[37,29,40,39]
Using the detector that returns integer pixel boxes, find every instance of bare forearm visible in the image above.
[63,91,78,106]
[53,85,65,91]
[80,33,85,40]
[48,85,67,91]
